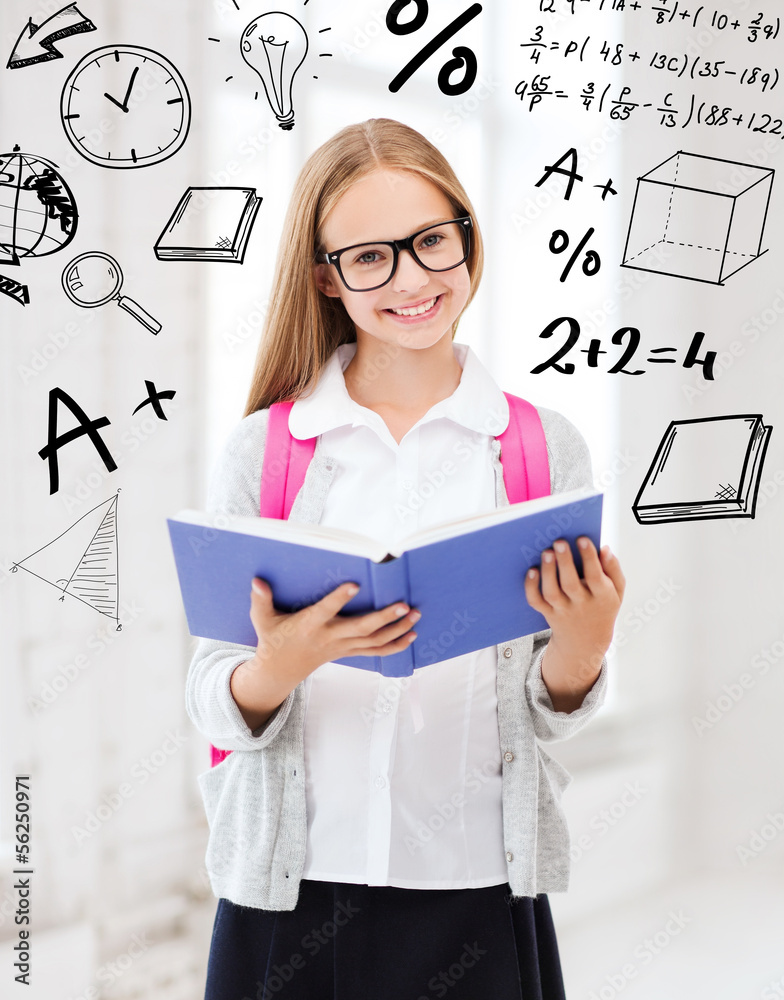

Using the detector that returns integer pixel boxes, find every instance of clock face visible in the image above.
[60,45,191,168]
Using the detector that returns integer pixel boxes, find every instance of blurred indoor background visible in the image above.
[1,1,783,997]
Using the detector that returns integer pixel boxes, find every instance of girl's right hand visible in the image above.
[230,578,421,730]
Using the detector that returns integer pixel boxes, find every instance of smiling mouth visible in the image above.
[385,295,440,317]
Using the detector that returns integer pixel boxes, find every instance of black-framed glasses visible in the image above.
[317,216,472,292]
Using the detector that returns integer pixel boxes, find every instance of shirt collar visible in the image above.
[288,341,509,440]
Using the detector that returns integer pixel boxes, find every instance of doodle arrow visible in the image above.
[7,4,97,70]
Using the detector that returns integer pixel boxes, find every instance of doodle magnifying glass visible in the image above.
[61,252,162,334]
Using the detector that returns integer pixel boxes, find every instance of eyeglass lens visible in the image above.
[339,221,468,290]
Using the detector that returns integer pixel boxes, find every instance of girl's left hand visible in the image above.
[525,537,625,670]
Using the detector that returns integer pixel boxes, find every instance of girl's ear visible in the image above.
[313,262,341,298]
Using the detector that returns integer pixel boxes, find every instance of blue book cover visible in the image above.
[167,487,603,677]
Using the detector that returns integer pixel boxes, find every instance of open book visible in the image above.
[167,486,603,677]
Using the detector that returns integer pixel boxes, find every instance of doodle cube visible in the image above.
[621,151,773,285]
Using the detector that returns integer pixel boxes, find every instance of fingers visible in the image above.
[303,580,363,626]
[342,602,421,649]
[525,537,618,612]
[552,540,583,598]
[538,547,565,607]
[599,544,626,601]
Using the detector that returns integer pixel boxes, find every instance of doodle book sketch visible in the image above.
[61,45,191,168]
[240,12,308,129]
[7,4,96,69]
[11,492,122,629]
[621,152,773,286]
[62,252,162,333]
[633,414,772,525]
[154,187,262,262]
[0,273,30,305]
[0,146,78,265]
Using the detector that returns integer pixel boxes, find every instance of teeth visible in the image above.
[390,296,437,316]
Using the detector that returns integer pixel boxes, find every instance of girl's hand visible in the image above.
[524,538,625,712]
[230,579,421,730]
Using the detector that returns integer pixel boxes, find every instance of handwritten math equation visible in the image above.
[539,0,778,41]
[521,31,777,93]
[518,2,780,133]
[515,77,784,134]
[530,319,716,378]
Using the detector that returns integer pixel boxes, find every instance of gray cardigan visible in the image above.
[185,405,607,911]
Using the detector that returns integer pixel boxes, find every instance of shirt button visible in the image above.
[503,751,514,762]
[506,852,514,863]
[383,703,392,713]
[402,479,413,490]
[503,647,513,658]
[374,776,386,789]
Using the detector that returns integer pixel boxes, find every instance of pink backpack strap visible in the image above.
[210,401,317,768]
[260,401,318,519]
[497,392,550,503]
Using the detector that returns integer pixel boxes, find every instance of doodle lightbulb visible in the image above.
[240,12,308,131]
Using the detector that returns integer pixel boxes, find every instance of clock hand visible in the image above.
[104,92,130,112]
[120,66,139,112]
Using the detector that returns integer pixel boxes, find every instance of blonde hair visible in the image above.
[243,118,484,415]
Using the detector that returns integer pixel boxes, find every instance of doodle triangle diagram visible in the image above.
[12,493,120,627]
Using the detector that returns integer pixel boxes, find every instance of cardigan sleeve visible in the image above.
[184,408,298,751]
[523,406,609,743]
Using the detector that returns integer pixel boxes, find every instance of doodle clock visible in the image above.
[60,45,191,168]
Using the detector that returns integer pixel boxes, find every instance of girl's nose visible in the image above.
[390,249,429,293]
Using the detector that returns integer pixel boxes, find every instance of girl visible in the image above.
[187,118,625,1000]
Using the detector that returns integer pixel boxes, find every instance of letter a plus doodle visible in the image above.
[535,147,583,201]
[132,380,176,420]
[38,387,116,495]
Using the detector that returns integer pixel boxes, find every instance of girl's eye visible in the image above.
[353,249,386,266]
[418,232,444,250]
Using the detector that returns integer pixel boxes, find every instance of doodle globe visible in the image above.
[0,145,77,265]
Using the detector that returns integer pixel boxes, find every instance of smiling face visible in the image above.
[314,168,472,353]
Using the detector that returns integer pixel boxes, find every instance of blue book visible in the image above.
[167,487,603,677]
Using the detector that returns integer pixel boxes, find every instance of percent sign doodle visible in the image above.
[548,227,601,282]
[386,0,483,96]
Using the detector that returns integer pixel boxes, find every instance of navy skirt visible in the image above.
[204,879,566,1000]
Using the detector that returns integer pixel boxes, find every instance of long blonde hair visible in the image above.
[243,118,485,416]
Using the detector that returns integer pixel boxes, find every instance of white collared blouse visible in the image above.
[288,341,511,888]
